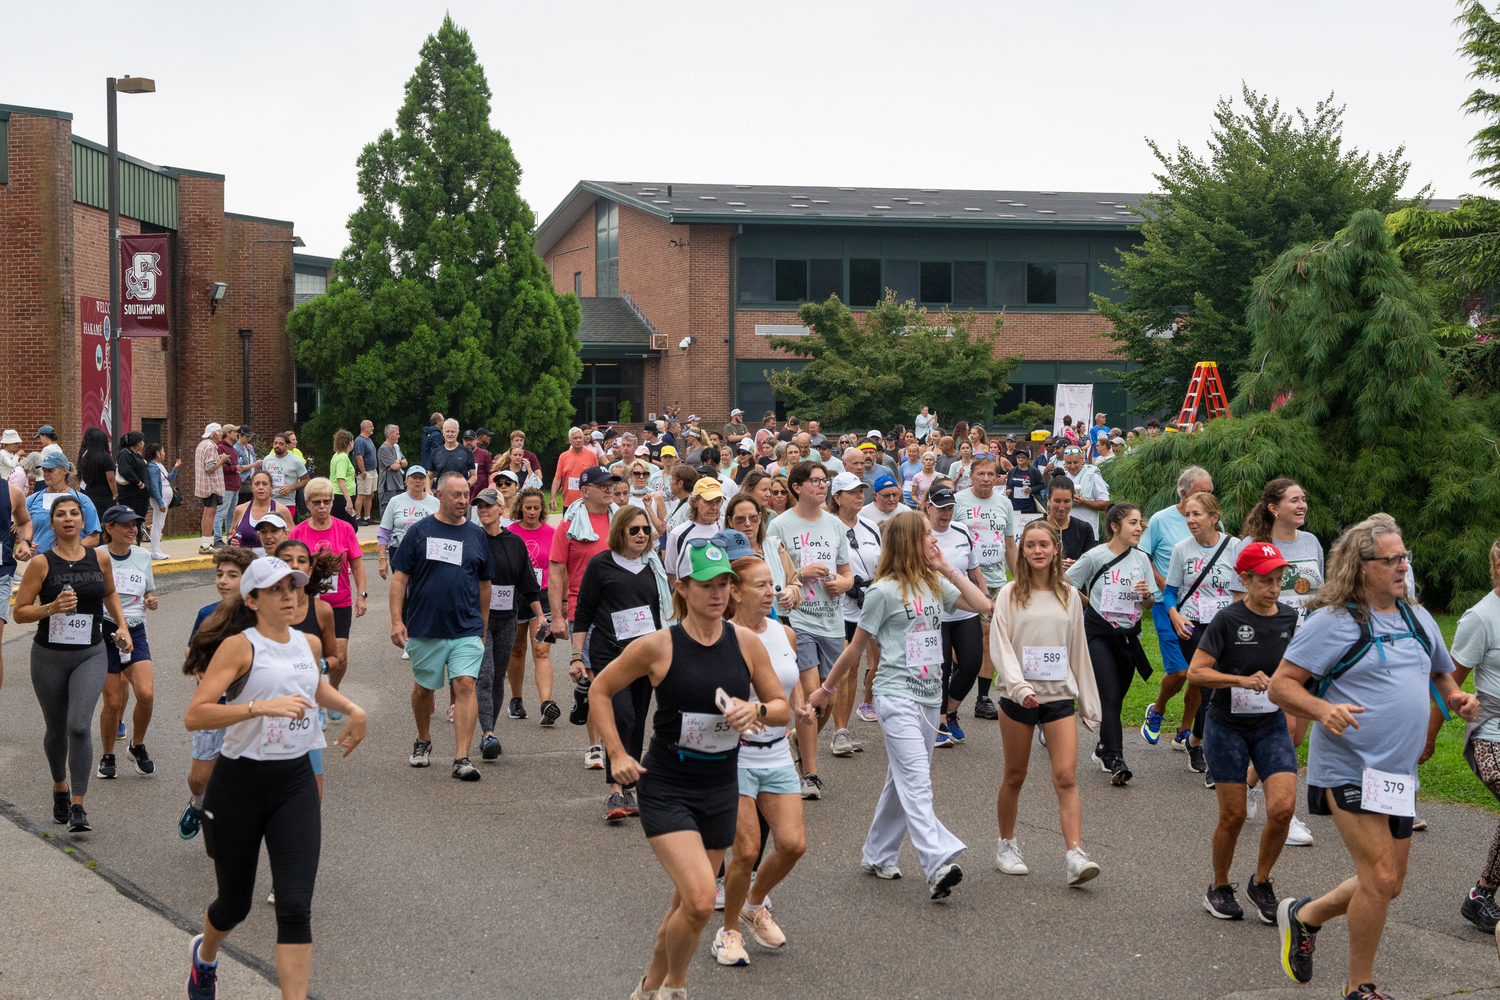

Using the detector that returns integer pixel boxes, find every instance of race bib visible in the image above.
[611,605,654,640]
[270,468,287,488]
[489,585,514,611]
[1013,512,1041,540]
[261,713,318,756]
[1022,645,1068,681]
[1360,767,1416,817]
[48,613,92,645]
[973,528,1005,564]
[567,476,580,492]
[41,492,64,511]
[1195,592,1231,622]
[1012,485,1028,499]
[1099,584,1138,616]
[425,536,463,566]
[113,568,146,597]
[906,629,944,678]
[679,712,738,753]
[533,568,544,586]
[1230,687,1276,714]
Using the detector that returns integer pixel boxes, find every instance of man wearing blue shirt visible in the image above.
[391,469,496,782]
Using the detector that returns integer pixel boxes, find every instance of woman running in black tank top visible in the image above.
[275,539,343,797]
[590,536,792,1000]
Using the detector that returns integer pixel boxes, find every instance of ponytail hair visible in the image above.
[182,597,257,677]
[273,539,344,597]
[1243,478,1300,543]
[1103,502,1140,543]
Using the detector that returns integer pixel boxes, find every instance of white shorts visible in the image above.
[356,471,379,496]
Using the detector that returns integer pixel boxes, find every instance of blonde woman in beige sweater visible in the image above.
[990,518,1103,887]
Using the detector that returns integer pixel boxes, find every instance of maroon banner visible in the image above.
[120,233,169,336]
[81,296,132,437]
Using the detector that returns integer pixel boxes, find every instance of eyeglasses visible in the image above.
[309,498,333,506]
[1063,447,1082,455]
[805,477,828,486]
[626,525,650,537]
[630,471,649,478]
[1365,551,1413,568]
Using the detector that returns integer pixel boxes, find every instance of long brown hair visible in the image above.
[1242,477,1300,543]
[1010,519,1072,609]
[873,509,943,602]
[273,539,344,597]
[1305,513,1411,621]
[182,597,257,677]
[725,493,767,546]
[509,486,546,523]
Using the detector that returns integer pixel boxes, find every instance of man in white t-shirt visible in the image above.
[1061,446,1110,536]
[952,456,1017,720]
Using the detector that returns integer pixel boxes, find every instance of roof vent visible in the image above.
[1096,201,1116,205]
[653,200,671,205]
[811,199,829,204]
[1010,203,1027,208]
[1037,209,1056,214]
[873,205,891,210]
[839,187,857,191]
[1041,191,1059,195]
[728,201,746,206]
[892,196,909,201]
[734,185,752,189]
[791,194,809,199]
[909,201,924,206]
[921,189,940,193]
[964,207,982,212]
[997,214,1017,218]
[699,196,717,201]
[734,209,753,213]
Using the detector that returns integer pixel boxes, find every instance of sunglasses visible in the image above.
[630,471,650,477]
[769,489,787,497]
[309,498,333,506]
[1063,447,1082,455]
[626,524,650,537]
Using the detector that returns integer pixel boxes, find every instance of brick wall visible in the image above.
[544,209,595,297]
[732,308,1118,361]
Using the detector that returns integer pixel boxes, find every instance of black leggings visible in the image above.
[594,639,652,789]
[940,616,984,711]
[1089,635,1137,760]
[203,754,321,945]
[1178,626,1211,739]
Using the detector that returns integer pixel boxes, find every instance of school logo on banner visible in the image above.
[119,233,170,337]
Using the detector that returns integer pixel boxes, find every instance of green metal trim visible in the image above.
[579,342,660,359]
[673,212,1137,231]
[293,253,337,269]
[160,165,226,181]
[225,211,294,228]
[72,139,178,229]
[0,103,73,121]
[0,116,7,185]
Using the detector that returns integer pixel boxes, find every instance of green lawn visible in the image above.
[1128,615,1496,813]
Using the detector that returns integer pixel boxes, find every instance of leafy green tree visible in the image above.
[1459,0,1500,188]
[1101,210,1500,613]
[1097,86,1415,412]
[764,294,1021,430]
[287,16,581,456]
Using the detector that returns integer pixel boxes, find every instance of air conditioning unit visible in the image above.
[650,334,667,352]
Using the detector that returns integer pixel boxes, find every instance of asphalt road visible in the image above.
[1,554,1498,1000]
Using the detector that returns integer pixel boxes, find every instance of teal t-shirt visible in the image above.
[858,577,960,707]
[953,487,1016,589]
[767,509,851,639]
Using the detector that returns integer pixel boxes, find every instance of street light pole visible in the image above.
[106,74,154,456]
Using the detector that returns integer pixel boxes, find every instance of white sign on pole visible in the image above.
[1052,384,1094,437]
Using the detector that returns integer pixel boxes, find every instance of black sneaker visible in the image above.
[973,695,999,720]
[539,699,561,727]
[622,788,639,816]
[508,697,528,720]
[1091,745,1114,773]
[1187,743,1207,773]
[1204,882,1243,920]
[1203,769,1216,789]
[452,757,482,781]
[67,804,91,832]
[480,734,502,760]
[605,791,628,823]
[96,754,117,779]
[1246,874,1278,925]
[52,790,70,824]
[569,679,590,725]
[1110,758,1132,786]
[128,743,155,775]
[1461,883,1500,933]
[1276,897,1318,984]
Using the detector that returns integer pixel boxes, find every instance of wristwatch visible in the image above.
[758,702,767,719]
[358,591,368,598]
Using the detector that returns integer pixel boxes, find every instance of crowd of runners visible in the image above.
[0,407,1495,1000]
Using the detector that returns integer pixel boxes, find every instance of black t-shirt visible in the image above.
[1005,463,1045,513]
[1196,600,1299,729]
[1056,516,1096,562]
[428,444,475,484]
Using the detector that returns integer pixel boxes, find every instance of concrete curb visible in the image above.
[149,538,380,575]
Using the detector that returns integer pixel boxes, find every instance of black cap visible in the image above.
[578,465,620,487]
[788,416,800,425]
[926,485,957,508]
[475,427,491,437]
[101,504,144,524]
[463,429,477,440]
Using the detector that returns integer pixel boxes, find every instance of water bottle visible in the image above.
[116,629,131,665]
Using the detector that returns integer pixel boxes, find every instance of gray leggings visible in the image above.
[477,611,521,734]
[31,642,108,797]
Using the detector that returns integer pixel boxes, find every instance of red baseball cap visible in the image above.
[1235,542,1291,576]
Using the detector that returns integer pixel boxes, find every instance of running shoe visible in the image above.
[1343,984,1395,1000]
[326,709,344,721]
[116,720,125,741]
[1203,770,1216,789]
[862,861,901,879]
[944,714,966,743]
[67,804,91,832]
[508,697,528,720]
[928,862,963,900]
[1171,728,1191,751]
[1187,743,1207,773]
[409,739,433,767]
[569,679,591,725]
[605,792,629,823]
[973,695,999,720]
[1285,815,1314,847]
[178,802,204,840]
[847,730,864,752]
[1205,883,1243,920]
[1247,784,1264,822]
[1461,884,1500,933]
[788,727,800,766]
[1037,727,1048,748]
[1246,874,1278,926]
[742,903,786,948]
[480,734,502,760]
[934,724,955,748]
[1091,745,1113,773]
[629,976,656,1000]
[1066,848,1101,886]
[831,729,855,757]
[128,743,155,775]
[1412,815,1428,831]
[622,789,639,816]
[800,773,823,800]
[318,707,327,730]
[1276,897,1318,984]
[1110,759,1132,786]
[452,757,481,781]
[539,699,561,727]
[995,838,1029,875]
[96,754,116,779]
[711,927,749,966]
[198,543,218,555]
[856,701,877,722]
[53,790,70,825]
[267,891,275,904]
[714,876,725,910]
[1140,706,1164,745]
[585,745,604,769]
[186,934,219,1000]
[446,704,455,723]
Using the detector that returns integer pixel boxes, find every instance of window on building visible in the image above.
[995,261,1091,307]
[295,364,320,424]
[739,258,774,303]
[809,259,843,303]
[1027,263,1058,304]
[954,261,986,305]
[775,259,807,302]
[885,259,918,303]
[920,261,952,304]
[849,259,882,307]
[1057,262,1089,306]
[571,359,644,424]
[141,418,164,448]
[293,271,327,297]
[595,200,619,297]
[574,272,582,296]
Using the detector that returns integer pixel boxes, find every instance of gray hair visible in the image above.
[384,423,399,436]
[569,426,582,437]
[443,418,459,432]
[842,448,863,463]
[1177,465,1212,498]
[620,432,637,447]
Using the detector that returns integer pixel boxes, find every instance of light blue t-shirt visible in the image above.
[1140,504,1190,578]
[28,489,101,553]
[1285,604,1453,786]
[858,577,961,707]
[1065,543,1160,629]
[1453,590,1500,744]
[1164,533,1245,623]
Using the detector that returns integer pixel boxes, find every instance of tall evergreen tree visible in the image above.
[288,16,580,456]
[1459,0,1500,188]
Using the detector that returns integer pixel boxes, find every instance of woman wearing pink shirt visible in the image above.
[288,477,366,692]
[505,488,557,718]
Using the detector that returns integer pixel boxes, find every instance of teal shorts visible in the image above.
[407,636,484,691]
[737,764,801,798]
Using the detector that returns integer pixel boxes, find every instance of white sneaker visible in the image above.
[446,704,455,723]
[710,927,749,967]
[996,837,1029,875]
[831,729,855,757]
[1285,815,1314,846]
[861,861,901,879]
[927,862,963,900]
[1066,847,1101,886]
[714,876,725,911]
[585,745,604,769]
[1247,784,1264,822]
[150,550,168,561]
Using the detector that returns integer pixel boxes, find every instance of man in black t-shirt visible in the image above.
[1185,542,1300,925]
[1003,449,1045,514]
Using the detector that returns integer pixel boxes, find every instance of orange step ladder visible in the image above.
[1176,361,1232,426]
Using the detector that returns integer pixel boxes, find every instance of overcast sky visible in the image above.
[4,1,1486,258]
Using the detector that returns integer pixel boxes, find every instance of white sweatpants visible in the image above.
[862,694,966,881]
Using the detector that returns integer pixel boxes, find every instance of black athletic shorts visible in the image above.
[636,755,739,849]
[329,603,352,640]
[999,696,1075,727]
[845,619,859,642]
[1308,783,1413,840]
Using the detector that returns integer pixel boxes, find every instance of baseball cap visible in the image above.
[634,445,651,456]
[739,438,755,453]
[253,512,289,530]
[240,556,309,599]
[730,408,744,417]
[926,485,957,508]
[34,425,56,439]
[201,422,222,438]
[867,429,883,440]
[463,429,477,440]
[405,465,428,479]
[830,471,863,494]
[692,478,725,501]
[579,465,619,487]
[684,428,700,438]
[660,445,678,457]
[1111,436,1125,446]
[101,504,144,524]
[788,416,800,425]
[711,529,754,561]
[676,537,738,582]
[1235,542,1292,576]
[0,430,19,445]
[494,469,520,485]
[40,451,71,470]
[473,487,502,506]
[476,427,491,437]
[809,434,830,449]
[239,425,254,436]
[590,430,605,441]
[686,414,700,423]
[871,474,898,493]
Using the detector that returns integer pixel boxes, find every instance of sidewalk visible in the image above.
[123,523,382,576]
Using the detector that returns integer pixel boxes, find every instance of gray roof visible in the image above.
[577,296,655,347]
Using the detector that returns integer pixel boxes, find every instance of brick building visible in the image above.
[0,101,299,532]
[536,181,1148,431]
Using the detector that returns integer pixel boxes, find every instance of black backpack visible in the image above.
[1306,601,1431,698]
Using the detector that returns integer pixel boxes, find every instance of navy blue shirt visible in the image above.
[391,515,495,639]
[192,602,218,638]
[352,433,378,476]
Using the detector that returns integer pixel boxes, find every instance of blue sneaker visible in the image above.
[187,934,218,999]
[116,720,125,741]
[934,724,955,748]
[944,714,966,743]
[480,733,502,760]
[1172,728,1192,752]
[178,802,204,840]
[1140,706,1164,745]
[327,709,344,721]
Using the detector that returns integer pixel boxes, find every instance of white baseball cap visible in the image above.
[830,472,863,494]
[239,555,309,598]
[739,438,755,453]
[866,429,883,439]
[202,422,223,439]
[730,408,744,417]
[252,513,289,530]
